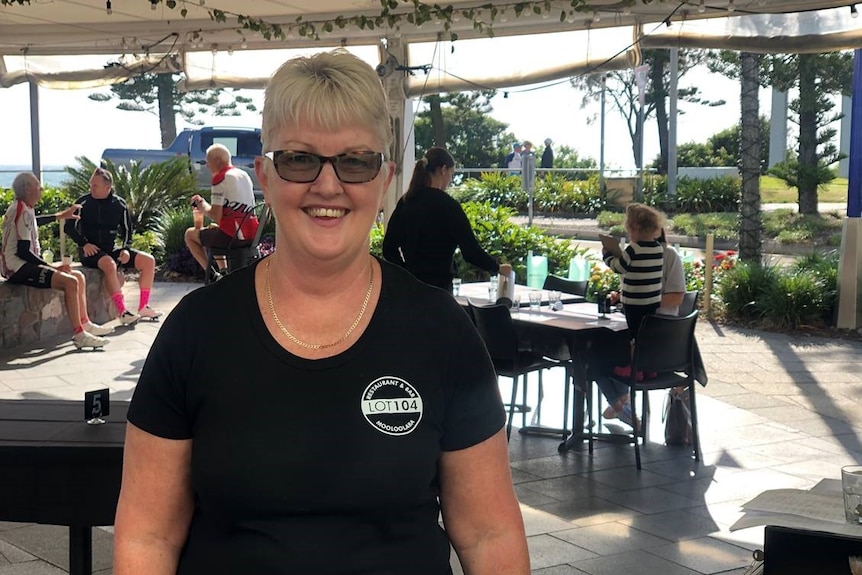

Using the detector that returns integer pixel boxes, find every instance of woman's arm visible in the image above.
[114,423,195,575]
[439,429,530,575]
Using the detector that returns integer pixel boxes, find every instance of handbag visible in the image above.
[662,386,692,446]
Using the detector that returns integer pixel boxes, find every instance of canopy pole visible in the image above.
[29,81,41,181]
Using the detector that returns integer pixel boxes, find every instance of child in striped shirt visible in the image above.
[602,203,664,338]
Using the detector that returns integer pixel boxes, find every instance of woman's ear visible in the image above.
[254,156,272,205]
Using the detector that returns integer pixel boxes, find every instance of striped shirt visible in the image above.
[604,240,664,307]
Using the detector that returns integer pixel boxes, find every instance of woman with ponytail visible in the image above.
[383,147,510,291]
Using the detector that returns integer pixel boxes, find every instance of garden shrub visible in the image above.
[452,172,526,210]
[792,251,839,323]
[717,261,779,322]
[534,173,605,215]
[646,175,740,214]
[156,208,195,274]
[759,271,832,329]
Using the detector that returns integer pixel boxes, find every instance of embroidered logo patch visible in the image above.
[361,376,423,436]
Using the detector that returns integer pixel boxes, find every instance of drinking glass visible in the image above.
[548,290,561,310]
[843,465,862,523]
[511,294,521,312]
[61,255,73,267]
[452,278,461,296]
[528,290,542,311]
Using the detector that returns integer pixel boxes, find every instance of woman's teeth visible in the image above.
[306,207,346,218]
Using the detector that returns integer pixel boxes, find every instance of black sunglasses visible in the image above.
[265,150,384,184]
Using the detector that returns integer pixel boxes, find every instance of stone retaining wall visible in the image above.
[0,266,115,348]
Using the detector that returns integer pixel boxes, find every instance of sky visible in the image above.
[0,45,785,177]
[0,66,762,170]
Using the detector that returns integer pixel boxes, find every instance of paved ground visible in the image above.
[1,279,862,574]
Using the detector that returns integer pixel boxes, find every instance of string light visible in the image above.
[150,0,158,11]
[852,4,859,18]
[105,0,112,15]
[727,0,735,12]
[698,0,706,13]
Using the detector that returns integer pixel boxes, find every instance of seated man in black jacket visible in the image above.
[0,172,111,349]
[65,167,162,325]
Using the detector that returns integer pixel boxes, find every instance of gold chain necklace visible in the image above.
[265,258,374,350]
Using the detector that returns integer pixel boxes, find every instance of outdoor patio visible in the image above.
[1,280,861,575]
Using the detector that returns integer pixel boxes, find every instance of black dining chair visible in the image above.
[609,310,701,469]
[678,290,699,317]
[468,300,568,441]
[206,203,272,284]
[543,275,588,297]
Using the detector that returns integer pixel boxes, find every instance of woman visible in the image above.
[382,147,511,291]
[114,50,529,575]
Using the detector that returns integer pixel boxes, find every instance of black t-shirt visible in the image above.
[381,186,499,290]
[128,258,505,575]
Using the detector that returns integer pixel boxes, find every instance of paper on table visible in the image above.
[742,489,845,523]
[599,234,623,258]
[729,487,862,536]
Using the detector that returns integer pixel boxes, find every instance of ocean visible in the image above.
[0,166,72,189]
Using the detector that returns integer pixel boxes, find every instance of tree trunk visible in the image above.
[650,52,670,175]
[428,96,446,147]
[739,52,762,264]
[156,74,177,149]
[797,54,819,215]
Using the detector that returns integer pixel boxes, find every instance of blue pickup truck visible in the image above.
[101,126,262,191]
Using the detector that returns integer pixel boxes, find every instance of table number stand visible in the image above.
[84,389,110,425]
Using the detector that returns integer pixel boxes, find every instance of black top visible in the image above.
[382,186,499,290]
[541,147,554,169]
[128,258,505,575]
[65,192,133,252]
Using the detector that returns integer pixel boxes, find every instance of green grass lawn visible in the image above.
[760,175,849,203]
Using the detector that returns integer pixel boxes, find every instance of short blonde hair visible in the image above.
[261,50,392,156]
[625,203,665,238]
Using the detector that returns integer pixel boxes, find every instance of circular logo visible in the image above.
[361,376,423,436]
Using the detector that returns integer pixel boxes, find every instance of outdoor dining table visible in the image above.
[508,302,630,450]
[458,284,629,451]
[0,399,128,575]
[455,280,587,306]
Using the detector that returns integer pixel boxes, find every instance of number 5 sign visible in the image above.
[84,388,110,424]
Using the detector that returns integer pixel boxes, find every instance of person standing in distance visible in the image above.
[184,144,260,282]
[383,147,512,291]
[65,167,162,325]
[541,138,554,169]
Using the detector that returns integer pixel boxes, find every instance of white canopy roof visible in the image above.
[1,1,860,93]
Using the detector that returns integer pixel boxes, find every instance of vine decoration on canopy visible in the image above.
[0,0,642,43]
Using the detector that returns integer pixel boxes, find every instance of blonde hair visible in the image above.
[624,203,664,238]
[261,50,392,156]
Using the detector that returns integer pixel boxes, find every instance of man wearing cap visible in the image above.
[505,142,523,174]
[65,167,163,326]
